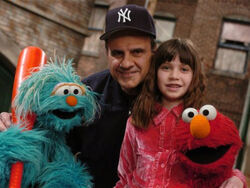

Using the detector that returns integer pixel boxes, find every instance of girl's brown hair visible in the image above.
[131,38,206,129]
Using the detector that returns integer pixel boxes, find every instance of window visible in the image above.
[154,15,176,44]
[214,19,250,74]
[82,3,108,56]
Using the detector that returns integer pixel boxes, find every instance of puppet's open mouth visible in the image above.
[52,109,79,119]
[185,145,231,164]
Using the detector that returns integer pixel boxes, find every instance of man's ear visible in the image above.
[105,40,109,53]
[152,48,156,54]
[152,44,157,54]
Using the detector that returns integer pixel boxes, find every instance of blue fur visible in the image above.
[0,59,97,187]
[0,126,48,188]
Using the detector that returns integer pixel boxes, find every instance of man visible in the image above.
[67,5,156,187]
[0,4,246,188]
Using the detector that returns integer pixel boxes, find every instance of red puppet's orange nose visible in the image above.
[190,114,210,139]
[66,95,78,106]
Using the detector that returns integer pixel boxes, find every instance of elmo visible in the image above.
[174,104,243,188]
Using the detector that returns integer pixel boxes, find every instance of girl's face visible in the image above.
[157,55,193,108]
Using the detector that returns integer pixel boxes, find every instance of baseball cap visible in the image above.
[100,4,156,40]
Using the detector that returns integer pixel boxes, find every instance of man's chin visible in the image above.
[120,83,139,94]
[116,77,142,94]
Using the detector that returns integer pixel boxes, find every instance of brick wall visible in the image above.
[76,0,128,78]
[77,41,108,78]
[0,0,94,62]
[77,0,250,125]
[156,0,198,39]
[0,0,249,174]
[124,0,250,125]
[1,0,249,126]
[206,74,248,127]
[127,0,250,126]
[188,0,250,126]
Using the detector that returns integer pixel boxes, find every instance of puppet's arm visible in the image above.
[219,169,246,188]
[0,126,47,187]
[232,169,247,188]
[220,169,247,188]
[37,145,92,188]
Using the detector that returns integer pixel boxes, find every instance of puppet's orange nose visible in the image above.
[66,95,78,106]
[190,114,210,139]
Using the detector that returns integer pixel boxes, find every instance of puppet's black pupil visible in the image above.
[203,109,209,116]
[64,89,69,95]
[188,112,194,118]
[74,89,79,95]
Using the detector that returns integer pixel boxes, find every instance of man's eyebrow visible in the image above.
[110,49,124,56]
[111,49,123,52]
[110,48,124,52]
[130,48,145,52]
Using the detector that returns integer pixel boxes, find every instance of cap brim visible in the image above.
[100,26,156,40]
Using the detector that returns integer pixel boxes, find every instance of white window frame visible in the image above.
[214,18,250,75]
[153,15,176,44]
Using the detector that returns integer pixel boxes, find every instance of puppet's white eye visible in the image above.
[54,85,71,96]
[69,85,84,96]
[200,104,217,120]
[182,108,198,123]
[51,83,86,96]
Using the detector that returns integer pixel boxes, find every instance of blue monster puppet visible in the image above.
[0,59,97,188]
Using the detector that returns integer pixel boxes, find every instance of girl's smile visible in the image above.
[166,84,182,91]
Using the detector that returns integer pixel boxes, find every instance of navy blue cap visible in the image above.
[100,4,156,40]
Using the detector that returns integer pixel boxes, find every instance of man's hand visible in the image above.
[0,112,12,131]
[219,176,244,188]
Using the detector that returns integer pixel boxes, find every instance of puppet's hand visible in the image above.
[219,176,243,188]
[38,160,93,188]
[0,112,12,131]
[0,126,47,186]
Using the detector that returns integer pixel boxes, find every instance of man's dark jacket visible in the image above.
[67,70,135,188]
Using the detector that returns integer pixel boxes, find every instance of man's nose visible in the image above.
[120,54,133,69]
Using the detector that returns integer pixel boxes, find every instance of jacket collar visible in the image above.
[153,103,183,126]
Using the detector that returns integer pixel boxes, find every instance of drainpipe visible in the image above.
[236,79,250,170]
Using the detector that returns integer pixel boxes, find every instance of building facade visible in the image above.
[0,0,249,181]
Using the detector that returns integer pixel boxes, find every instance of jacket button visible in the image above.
[161,163,165,168]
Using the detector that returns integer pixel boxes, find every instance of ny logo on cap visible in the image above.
[117,8,131,23]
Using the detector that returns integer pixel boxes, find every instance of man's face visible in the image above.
[107,35,153,94]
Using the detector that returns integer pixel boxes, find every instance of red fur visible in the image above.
[174,111,242,188]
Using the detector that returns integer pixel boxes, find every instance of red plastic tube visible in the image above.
[9,46,47,188]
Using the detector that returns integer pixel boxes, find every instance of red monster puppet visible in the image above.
[174,104,243,188]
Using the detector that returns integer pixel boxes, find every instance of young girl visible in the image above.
[114,38,246,188]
